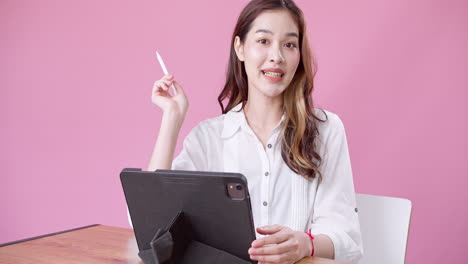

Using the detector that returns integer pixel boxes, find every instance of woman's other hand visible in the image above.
[249,224,312,264]
[147,75,188,171]
[152,75,189,118]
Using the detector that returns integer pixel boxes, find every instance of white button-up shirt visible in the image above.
[171,103,363,262]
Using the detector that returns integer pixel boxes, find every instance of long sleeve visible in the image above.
[171,125,207,171]
[310,114,364,263]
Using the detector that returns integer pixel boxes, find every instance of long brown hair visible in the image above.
[218,0,327,182]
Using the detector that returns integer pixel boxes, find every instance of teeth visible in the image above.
[263,71,283,77]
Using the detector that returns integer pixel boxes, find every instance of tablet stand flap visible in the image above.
[151,230,173,263]
[179,240,251,264]
[138,211,253,264]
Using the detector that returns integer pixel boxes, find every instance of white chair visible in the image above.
[356,193,412,264]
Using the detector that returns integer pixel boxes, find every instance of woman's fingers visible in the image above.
[252,227,290,247]
[152,82,170,101]
[249,229,310,264]
[163,74,173,81]
[172,80,185,95]
[153,76,177,97]
[249,239,297,264]
[163,80,173,87]
[257,224,283,235]
[153,80,170,92]
[160,81,169,91]
[250,252,292,263]
[151,75,189,116]
[153,80,163,91]
[249,240,295,255]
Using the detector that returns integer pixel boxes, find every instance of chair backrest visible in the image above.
[356,193,412,264]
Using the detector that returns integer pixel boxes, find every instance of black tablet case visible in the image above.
[120,169,257,264]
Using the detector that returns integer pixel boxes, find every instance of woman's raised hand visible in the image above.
[152,75,189,118]
[147,75,188,171]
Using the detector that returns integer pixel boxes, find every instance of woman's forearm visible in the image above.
[313,234,335,259]
[147,110,184,171]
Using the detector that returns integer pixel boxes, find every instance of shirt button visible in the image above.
[267,144,272,149]
[265,172,269,176]
[355,208,358,213]
[263,201,268,206]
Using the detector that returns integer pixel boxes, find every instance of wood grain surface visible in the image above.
[0,225,351,264]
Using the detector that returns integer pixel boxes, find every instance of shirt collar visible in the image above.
[221,102,286,139]
[221,103,244,139]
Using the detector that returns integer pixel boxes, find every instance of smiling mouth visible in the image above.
[261,70,284,78]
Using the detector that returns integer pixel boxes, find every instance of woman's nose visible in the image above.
[269,45,285,63]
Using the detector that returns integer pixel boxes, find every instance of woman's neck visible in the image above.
[243,90,283,134]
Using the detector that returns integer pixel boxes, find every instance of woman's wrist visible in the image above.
[162,108,186,129]
[296,230,314,259]
[305,230,315,257]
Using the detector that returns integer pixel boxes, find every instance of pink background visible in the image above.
[1,0,467,263]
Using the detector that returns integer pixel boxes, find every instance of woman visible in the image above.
[148,0,363,263]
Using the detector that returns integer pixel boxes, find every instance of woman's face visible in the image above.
[235,10,300,100]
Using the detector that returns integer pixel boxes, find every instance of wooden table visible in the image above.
[0,225,351,264]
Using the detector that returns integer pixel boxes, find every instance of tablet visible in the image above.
[120,168,256,262]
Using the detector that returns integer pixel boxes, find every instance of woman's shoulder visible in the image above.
[313,108,346,135]
[187,113,226,137]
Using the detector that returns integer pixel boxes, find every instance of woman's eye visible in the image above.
[285,43,297,48]
[258,39,268,44]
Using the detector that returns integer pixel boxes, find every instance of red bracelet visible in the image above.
[305,230,315,256]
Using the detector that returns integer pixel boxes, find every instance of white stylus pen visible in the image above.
[156,51,177,95]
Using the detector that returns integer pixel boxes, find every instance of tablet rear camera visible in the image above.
[227,183,246,200]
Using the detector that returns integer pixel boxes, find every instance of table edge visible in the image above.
[0,224,100,247]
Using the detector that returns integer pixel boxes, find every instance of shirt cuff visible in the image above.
[310,226,363,263]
